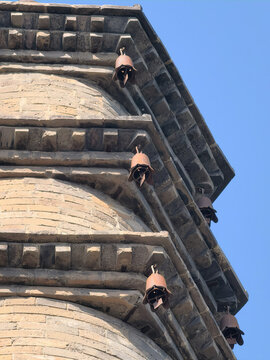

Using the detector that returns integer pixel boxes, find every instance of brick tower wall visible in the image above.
[0,297,169,359]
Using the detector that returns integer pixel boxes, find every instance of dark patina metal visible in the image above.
[143,266,171,312]
[196,196,218,226]
[128,147,154,186]
[220,312,244,349]
[112,48,136,87]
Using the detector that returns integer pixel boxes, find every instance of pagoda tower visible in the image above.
[0,1,247,359]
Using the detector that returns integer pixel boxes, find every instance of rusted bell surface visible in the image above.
[143,268,171,312]
[128,148,154,187]
[196,196,218,226]
[220,313,244,348]
[112,48,136,88]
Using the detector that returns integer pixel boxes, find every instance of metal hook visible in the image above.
[119,47,125,56]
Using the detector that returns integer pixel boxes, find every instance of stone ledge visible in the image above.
[0,230,235,360]
[0,49,116,65]
[0,111,246,314]
[0,163,245,314]
[0,62,113,80]
[0,112,246,312]
[0,149,132,167]
[0,3,142,16]
[0,5,234,199]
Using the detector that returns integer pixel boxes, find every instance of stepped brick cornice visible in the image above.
[0,2,247,359]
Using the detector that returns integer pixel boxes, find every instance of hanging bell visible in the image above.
[112,47,136,87]
[220,312,244,349]
[128,147,154,187]
[143,266,172,312]
[196,196,218,226]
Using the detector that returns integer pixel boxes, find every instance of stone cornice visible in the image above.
[0,230,236,360]
[0,1,235,200]
[0,116,248,314]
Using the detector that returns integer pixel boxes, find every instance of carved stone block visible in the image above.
[0,244,8,267]
[41,130,57,151]
[14,129,29,150]
[36,31,50,50]
[55,245,71,270]
[71,130,85,151]
[116,246,132,272]
[11,12,23,28]
[22,245,40,268]
[85,245,101,270]
[90,16,104,32]
[8,29,23,49]
[62,32,76,51]
[38,14,50,30]
[65,16,77,31]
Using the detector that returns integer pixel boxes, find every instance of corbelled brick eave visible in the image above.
[0,0,235,200]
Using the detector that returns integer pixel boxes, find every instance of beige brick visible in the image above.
[36,298,67,309]
[52,105,77,116]
[0,323,16,331]
[0,225,26,232]
[43,347,81,359]
[0,346,43,355]
[14,355,66,360]
[0,355,12,360]
[16,322,46,330]
[12,338,68,348]
[4,298,36,306]
[6,306,72,319]
[0,329,44,339]
[0,339,12,347]
[46,322,79,335]
[0,314,46,323]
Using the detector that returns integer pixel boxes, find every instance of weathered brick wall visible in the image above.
[0,178,149,233]
[0,296,170,360]
[0,73,128,118]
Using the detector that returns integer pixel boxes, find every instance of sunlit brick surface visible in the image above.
[0,178,149,233]
[0,73,127,118]
[0,297,169,360]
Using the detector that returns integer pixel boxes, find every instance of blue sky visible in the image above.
[8,0,270,358]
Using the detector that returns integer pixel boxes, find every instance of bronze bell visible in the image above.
[196,196,218,226]
[220,312,244,349]
[143,266,172,312]
[128,147,154,187]
[112,47,136,87]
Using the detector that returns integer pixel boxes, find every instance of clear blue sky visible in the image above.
[9,0,270,358]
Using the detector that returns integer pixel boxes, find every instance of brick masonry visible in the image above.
[0,72,127,118]
[0,296,171,360]
[0,2,247,359]
[0,177,149,233]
